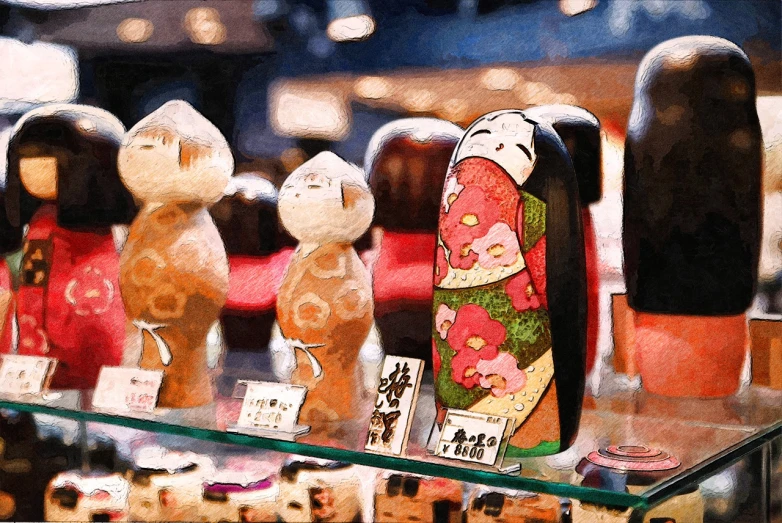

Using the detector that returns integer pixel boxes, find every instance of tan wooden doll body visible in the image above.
[118,101,232,409]
[276,152,375,427]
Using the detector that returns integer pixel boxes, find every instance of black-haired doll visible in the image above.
[2,104,136,389]
[432,109,586,457]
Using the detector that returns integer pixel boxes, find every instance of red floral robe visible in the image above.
[16,205,124,389]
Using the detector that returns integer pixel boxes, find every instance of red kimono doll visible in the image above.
[2,104,136,389]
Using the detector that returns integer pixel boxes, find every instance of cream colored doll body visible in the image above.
[276,152,375,428]
[118,100,231,409]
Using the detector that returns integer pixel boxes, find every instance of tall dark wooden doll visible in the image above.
[364,118,463,363]
[525,104,602,377]
[2,104,136,389]
[432,109,586,457]
[623,36,762,397]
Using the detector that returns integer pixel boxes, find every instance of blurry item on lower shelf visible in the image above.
[44,471,130,522]
[611,294,637,378]
[198,457,279,523]
[277,457,363,522]
[127,446,215,522]
[749,318,782,389]
[374,472,463,523]
[466,486,563,522]
[575,446,704,523]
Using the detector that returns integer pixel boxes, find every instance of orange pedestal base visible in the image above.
[634,313,747,397]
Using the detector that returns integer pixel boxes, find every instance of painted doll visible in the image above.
[623,36,762,397]
[432,109,586,457]
[466,487,562,522]
[212,173,294,356]
[44,471,130,522]
[118,100,232,409]
[525,105,602,378]
[276,151,375,429]
[2,104,136,389]
[374,473,463,523]
[363,118,463,364]
[277,458,363,523]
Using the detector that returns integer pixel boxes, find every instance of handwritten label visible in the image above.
[0,355,56,396]
[92,366,163,413]
[435,409,510,466]
[237,381,307,433]
[365,356,424,456]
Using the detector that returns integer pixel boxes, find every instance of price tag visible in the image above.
[435,409,511,467]
[0,355,56,396]
[365,356,424,456]
[92,366,163,413]
[236,381,307,433]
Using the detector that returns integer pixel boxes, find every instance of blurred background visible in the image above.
[0,0,780,380]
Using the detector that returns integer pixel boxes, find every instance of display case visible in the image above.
[0,373,778,521]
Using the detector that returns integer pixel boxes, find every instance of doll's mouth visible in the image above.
[496,143,504,151]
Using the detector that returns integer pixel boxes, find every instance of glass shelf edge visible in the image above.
[642,421,782,510]
[0,398,647,509]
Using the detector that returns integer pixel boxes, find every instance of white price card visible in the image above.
[435,409,511,467]
[0,355,56,396]
[365,355,424,456]
[237,381,307,433]
[92,366,163,413]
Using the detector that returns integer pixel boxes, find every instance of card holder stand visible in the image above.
[225,380,310,441]
[425,408,520,474]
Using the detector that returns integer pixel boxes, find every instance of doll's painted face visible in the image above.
[453,111,537,186]
[118,101,233,206]
[278,151,374,244]
[17,145,61,201]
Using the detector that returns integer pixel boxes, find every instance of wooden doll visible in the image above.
[623,36,762,397]
[2,104,136,389]
[432,109,586,457]
[363,118,463,364]
[374,473,463,523]
[44,471,131,522]
[211,173,294,355]
[118,100,232,409]
[525,105,602,377]
[276,151,375,429]
[466,487,562,522]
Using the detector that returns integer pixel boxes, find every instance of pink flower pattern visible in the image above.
[505,270,542,312]
[447,304,506,386]
[471,222,521,269]
[476,352,527,397]
[435,304,457,340]
[440,186,501,270]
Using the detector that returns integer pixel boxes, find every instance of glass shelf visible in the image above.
[0,379,779,512]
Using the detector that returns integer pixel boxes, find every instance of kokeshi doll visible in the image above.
[127,446,214,522]
[525,104,602,377]
[276,152,375,428]
[623,36,762,397]
[364,118,463,363]
[44,471,131,522]
[118,100,232,409]
[199,459,279,523]
[466,487,562,522]
[374,473,463,523]
[432,109,587,457]
[2,105,136,389]
[212,173,293,355]
[276,458,363,523]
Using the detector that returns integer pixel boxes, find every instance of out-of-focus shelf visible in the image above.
[0,381,780,511]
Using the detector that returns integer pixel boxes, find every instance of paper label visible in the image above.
[237,381,307,433]
[92,366,163,413]
[435,409,510,466]
[365,356,424,456]
[0,355,56,396]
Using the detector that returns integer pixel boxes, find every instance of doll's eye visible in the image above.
[470,129,491,137]
[516,143,532,161]
[139,145,155,150]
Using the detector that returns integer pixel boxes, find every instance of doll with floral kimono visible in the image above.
[432,109,586,457]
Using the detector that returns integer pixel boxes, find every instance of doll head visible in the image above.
[453,110,537,187]
[365,118,462,231]
[278,151,374,244]
[525,104,601,205]
[118,100,234,206]
[4,104,135,241]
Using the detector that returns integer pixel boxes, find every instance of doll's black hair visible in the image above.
[2,109,137,254]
